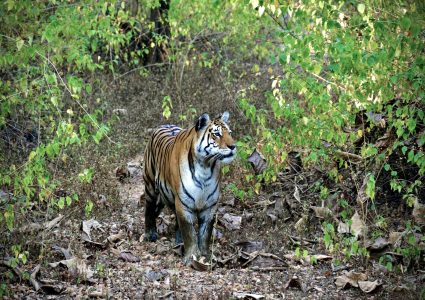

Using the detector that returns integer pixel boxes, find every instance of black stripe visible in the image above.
[203,199,218,211]
[180,176,195,202]
[206,159,217,181]
[188,148,202,188]
[207,183,219,201]
[198,130,207,152]
[144,174,155,187]
[178,197,192,210]
[145,188,157,202]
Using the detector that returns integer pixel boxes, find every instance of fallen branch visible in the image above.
[288,235,318,244]
[249,266,287,272]
[16,214,63,234]
[335,150,363,163]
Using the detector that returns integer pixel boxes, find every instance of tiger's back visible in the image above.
[143,112,236,265]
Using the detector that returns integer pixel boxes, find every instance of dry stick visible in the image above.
[306,70,347,92]
[209,212,219,270]
[1,260,41,291]
[112,62,171,81]
[174,29,206,105]
[265,10,300,41]
[335,150,363,163]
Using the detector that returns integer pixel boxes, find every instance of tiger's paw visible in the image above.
[182,248,200,266]
[182,255,194,266]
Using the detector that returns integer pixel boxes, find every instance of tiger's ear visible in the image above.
[195,113,210,132]
[221,111,229,123]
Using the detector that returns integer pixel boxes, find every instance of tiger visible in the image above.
[143,111,236,265]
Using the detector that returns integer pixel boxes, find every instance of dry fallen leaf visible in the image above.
[81,219,103,242]
[335,270,368,290]
[367,237,389,251]
[311,206,333,219]
[337,222,350,234]
[234,241,264,253]
[191,255,212,271]
[358,280,381,293]
[350,211,367,238]
[119,250,141,263]
[294,215,308,234]
[356,175,371,205]
[247,149,267,175]
[221,213,242,230]
[49,257,94,280]
[283,252,331,265]
[389,231,403,247]
[106,230,127,244]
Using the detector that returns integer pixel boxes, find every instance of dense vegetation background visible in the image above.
[0,0,424,298]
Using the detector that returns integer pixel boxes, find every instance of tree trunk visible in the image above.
[146,0,170,64]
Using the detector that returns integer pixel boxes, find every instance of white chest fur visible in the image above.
[179,160,220,211]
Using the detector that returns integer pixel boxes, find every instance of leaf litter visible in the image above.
[7,70,424,299]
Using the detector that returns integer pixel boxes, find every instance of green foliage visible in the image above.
[0,0,154,237]
[396,221,424,267]
[238,1,424,195]
[162,95,173,120]
[323,222,336,251]
[227,183,254,201]
[169,0,265,59]
[85,200,94,217]
[379,254,394,272]
[78,168,95,184]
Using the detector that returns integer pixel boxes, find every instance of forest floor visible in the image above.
[4,62,424,299]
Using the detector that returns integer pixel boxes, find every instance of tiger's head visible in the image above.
[194,112,236,164]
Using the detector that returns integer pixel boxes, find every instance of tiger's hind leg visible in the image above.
[143,178,163,242]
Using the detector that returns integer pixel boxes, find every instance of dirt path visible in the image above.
[5,65,423,299]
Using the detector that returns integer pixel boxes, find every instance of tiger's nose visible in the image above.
[228,144,236,150]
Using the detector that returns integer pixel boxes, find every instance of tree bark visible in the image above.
[147,0,170,64]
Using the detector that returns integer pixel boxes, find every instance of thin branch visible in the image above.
[112,62,171,81]
[34,50,116,144]
[265,10,299,40]
[305,69,347,91]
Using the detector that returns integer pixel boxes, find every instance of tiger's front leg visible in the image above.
[175,198,200,265]
[198,205,217,258]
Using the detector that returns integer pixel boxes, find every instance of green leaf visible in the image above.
[4,205,14,231]
[402,146,408,155]
[58,197,65,209]
[16,39,24,51]
[408,150,414,162]
[28,151,36,161]
[66,196,72,206]
[407,118,416,132]
[400,17,411,30]
[357,3,365,14]
[366,174,376,200]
